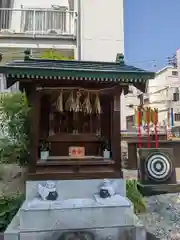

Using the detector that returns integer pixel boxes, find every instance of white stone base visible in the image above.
[20,196,134,230]
[5,196,137,240]
[4,179,146,240]
[25,179,126,200]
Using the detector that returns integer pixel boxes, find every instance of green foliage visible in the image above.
[0,92,30,166]
[0,50,74,166]
[0,193,24,231]
[40,49,74,60]
[126,179,147,214]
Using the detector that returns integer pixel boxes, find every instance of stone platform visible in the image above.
[4,179,146,240]
[25,179,126,200]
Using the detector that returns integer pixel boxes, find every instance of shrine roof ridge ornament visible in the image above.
[0,49,155,89]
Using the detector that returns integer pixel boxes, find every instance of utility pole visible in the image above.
[167,54,177,68]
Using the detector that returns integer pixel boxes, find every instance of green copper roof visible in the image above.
[0,52,155,89]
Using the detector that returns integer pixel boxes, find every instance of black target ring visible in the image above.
[145,152,172,182]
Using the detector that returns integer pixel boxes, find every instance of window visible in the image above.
[172,71,178,76]
[128,85,134,94]
[0,0,13,30]
[173,92,179,101]
[174,113,180,121]
[0,75,2,92]
[0,74,6,92]
[68,0,74,10]
[171,126,180,137]
[144,98,149,105]
[126,115,134,129]
[21,8,67,33]
[138,94,144,105]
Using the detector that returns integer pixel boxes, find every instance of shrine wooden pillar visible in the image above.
[28,85,41,173]
[111,87,122,177]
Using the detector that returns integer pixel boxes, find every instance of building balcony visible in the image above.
[0,8,77,38]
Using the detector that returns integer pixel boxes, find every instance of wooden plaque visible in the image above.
[69,146,85,158]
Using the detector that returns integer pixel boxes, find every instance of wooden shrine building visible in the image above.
[0,50,155,180]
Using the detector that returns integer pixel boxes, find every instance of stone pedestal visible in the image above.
[4,179,146,240]
[25,179,126,200]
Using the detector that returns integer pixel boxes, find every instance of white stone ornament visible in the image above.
[46,180,56,189]
[38,181,58,201]
[99,179,117,198]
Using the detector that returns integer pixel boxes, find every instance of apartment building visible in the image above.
[0,0,124,92]
[123,65,180,131]
[147,66,179,128]
[123,86,141,130]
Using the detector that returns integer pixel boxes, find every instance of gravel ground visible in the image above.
[123,169,180,240]
[0,164,25,196]
[138,194,180,240]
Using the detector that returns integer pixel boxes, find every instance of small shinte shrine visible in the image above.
[2,50,155,239]
[1,50,154,181]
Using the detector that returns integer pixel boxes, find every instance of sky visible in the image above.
[124,0,180,71]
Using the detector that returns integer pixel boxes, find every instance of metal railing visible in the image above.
[0,8,76,36]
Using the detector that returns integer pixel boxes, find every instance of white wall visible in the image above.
[122,87,140,130]
[148,66,179,127]
[123,67,180,130]
[120,92,126,130]
[80,0,124,62]
[80,0,124,129]
[124,87,140,116]
[149,67,178,91]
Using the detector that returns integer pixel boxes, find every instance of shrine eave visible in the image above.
[0,56,155,89]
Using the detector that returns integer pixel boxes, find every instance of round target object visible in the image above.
[145,152,172,182]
